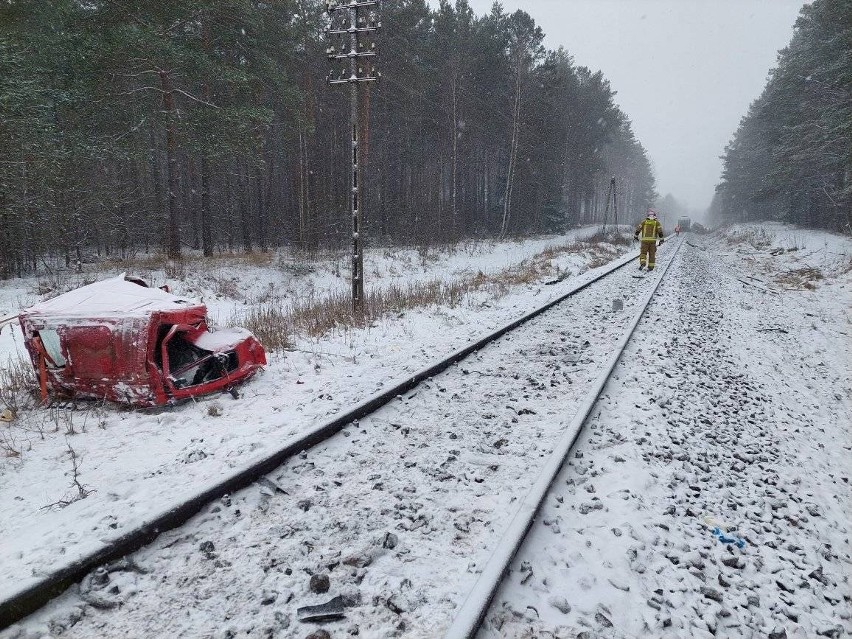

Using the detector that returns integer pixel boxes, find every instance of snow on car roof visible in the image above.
[21,274,201,319]
[188,327,253,351]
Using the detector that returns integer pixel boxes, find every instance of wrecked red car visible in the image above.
[18,274,266,406]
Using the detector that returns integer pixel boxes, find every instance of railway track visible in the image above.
[444,240,680,639]
[1,239,682,636]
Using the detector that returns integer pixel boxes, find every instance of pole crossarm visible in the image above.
[326,50,377,60]
[327,27,380,36]
[326,0,378,10]
[328,77,379,84]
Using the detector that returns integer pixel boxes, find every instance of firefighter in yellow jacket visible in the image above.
[634,210,665,271]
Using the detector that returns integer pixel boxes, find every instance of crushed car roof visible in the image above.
[22,274,199,319]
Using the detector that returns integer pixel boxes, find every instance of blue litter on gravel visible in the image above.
[712,527,746,549]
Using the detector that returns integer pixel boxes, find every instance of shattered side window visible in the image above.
[39,329,66,367]
[166,332,239,389]
[167,334,213,388]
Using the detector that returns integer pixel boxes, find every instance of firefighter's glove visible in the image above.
[658,238,664,245]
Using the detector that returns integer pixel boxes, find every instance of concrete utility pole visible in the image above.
[326,0,380,314]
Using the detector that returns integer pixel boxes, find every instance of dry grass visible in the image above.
[585,231,632,247]
[240,239,621,351]
[238,303,296,353]
[545,240,622,270]
[30,254,252,298]
[32,272,97,299]
[0,355,39,457]
[100,250,275,272]
[725,228,775,250]
[775,266,824,290]
[239,279,476,352]
[212,275,243,300]
[0,428,22,458]
[0,354,38,416]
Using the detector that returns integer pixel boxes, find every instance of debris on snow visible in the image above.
[297,595,346,623]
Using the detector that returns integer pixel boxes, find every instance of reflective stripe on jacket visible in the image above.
[636,219,664,242]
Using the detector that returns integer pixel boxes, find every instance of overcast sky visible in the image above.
[431,0,808,212]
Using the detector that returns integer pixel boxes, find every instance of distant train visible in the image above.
[677,216,691,232]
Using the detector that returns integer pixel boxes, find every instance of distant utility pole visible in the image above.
[601,176,618,233]
[326,0,380,314]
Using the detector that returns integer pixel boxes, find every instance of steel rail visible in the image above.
[443,238,683,639]
[0,248,640,629]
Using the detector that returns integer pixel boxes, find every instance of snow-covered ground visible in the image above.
[488,225,852,638]
[0,227,623,602]
[1,223,850,639]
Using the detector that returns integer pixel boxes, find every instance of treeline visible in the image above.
[0,0,656,277]
[711,0,851,233]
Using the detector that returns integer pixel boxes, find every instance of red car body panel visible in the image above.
[18,274,266,406]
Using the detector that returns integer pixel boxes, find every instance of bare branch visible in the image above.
[172,88,221,109]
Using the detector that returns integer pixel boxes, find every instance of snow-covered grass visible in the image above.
[236,237,620,350]
[718,222,852,292]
